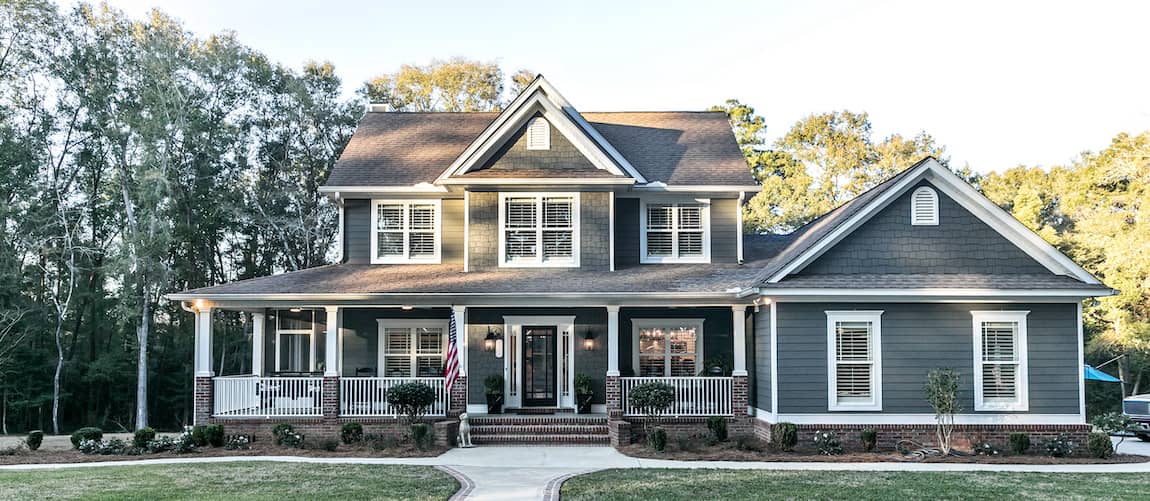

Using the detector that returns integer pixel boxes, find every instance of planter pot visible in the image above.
[577,394,593,414]
[486,394,503,414]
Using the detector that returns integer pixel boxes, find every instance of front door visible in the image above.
[522,326,557,407]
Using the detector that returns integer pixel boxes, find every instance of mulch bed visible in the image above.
[617,442,1150,464]
[0,440,446,465]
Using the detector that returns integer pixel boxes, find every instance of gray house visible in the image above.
[170,76,1111,446]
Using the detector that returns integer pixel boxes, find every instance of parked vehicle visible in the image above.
[1123,394,1150,441]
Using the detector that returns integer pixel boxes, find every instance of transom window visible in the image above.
[371,200,441,264]
[377,321,447,378]
[498,193,580,267]
[826,311,883,411]
[640,200,710,263]
[632,319,703,377]
[972,311,1029,411]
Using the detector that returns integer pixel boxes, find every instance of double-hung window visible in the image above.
[371,200,441,264]
[275,309,316,373]
[826,311,883,411]
[640,200,709,263]
[378,320,447,378]
[972,311,1029,411]
[498,193,579,267]
[632,319,703,377]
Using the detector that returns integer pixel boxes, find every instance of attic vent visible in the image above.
[911,187,939,226]
[526,117,550,150]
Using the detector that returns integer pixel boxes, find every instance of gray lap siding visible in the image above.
[753,309,771,412]
[775,302,1079,414]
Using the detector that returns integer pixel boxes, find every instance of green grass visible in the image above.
[0,462,457,501]
[562,469,1150,500]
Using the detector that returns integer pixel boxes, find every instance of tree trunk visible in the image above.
[52,318,63,435]
[135,298,149,430]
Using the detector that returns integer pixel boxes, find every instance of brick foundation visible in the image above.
[207,417,452,444]
[732,375,748,417]
[194,376,213,426]
[322,377,339,421]
[622,416,753,444]
[605,376,622,419]
[751,420,1091,455]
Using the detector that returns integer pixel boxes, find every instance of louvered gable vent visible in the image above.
[526,117,550,150]
[911,186,939,225]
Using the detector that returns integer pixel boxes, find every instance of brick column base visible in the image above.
[449,375,468,417]
[434,419,459,447]
[732,375,748,417]
[609,419,632,447]
[322,376,340,421]
[194,376,213,426]
[606,375,622,419]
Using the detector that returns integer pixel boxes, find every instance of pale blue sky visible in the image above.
[67,0,1150,173]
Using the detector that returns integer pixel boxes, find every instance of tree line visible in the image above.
[1,0,1144,434]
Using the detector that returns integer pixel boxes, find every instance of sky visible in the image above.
[64,0,1150,173]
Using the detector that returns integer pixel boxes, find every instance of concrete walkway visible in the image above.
[2,445,1149,500]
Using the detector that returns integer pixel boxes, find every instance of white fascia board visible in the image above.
[771,413,1085,425]
[752,288,1112,299]
[319,185,449,195]
[165,291,745,302]
[535,77,647,183]
[632,184,762,193]
[438,177,634,186]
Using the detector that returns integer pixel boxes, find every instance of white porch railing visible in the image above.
[621,376,733,417]
[340,377,448,417]
[213,376,323,418]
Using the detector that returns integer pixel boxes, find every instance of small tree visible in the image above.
[628,381,675,447]
[387,382,437,424]
[924,368,962,455]
[1092,412,1136,454]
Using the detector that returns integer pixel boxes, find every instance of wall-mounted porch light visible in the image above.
[485,327,504,357]
[582,330,596,351]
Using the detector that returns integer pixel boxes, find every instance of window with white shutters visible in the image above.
[633,319,703,377]
[826,311,883,411]
[378,321,447,378]
[911,186,939,225]
[371,200,440,263]
[972,311,1029,411]
[526,117,551,150]
[499,193,579,267]
[641,200,709,263]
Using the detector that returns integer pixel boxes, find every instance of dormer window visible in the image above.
[911,187,939,226]
[371,199,441,264]
[526,117,550,150]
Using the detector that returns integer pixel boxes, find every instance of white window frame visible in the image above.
[274,310,316,373]
[370,199,442,264]
[911,186,939,226]
[972,310,1030,411]
[826,311,883,411]
[376,319,449,378]
[631,318,705,377]
[639,198,711,264]
[526,117,551,150]
[497,192,580,268]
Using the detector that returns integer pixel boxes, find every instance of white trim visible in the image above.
[369,199,442,264]
[763,158,1101,284]
[608,192,615,272]
[769,301,778,414]
[748,288,1111,299]
[463,190,470,272]
[274,330,315,373]
[376,319,450,378]
[638,198,711,264]
[630,318,705,377]
[911,186,939,226]
[194,308,214,377]
[324,306,339,377]
[736,191,744,263]
[319,184,449,194]
[971,310,1030,412]
[632,184,761,193]
[771,413,1085,425]
[502,315,577,409]
[251,312,265,376]
[336,201,345,263]
[825,310,884,411]
[438,177,635,186]
[1077,302,1086,422]
[731,305,748,376]
[453,306,468,377]
[497,192,581,268]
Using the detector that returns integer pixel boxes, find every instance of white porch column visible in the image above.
[194,307,214,377]
[324,306,340,377]
[732,305,748,376]
[251,311,265,376]
[606,306,621,376]
[453,306,468,376]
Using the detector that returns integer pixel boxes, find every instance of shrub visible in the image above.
[648,426,668,452]
[972,442,1002,456]
[0,444,28,456]
[204,424,225,447]
[733,434,764,452]
[675,433,702,452]
[341,422,364,444]
[1009,433,1031,455]
[813,430,842,455]
[79,438,127,455]
[860,428,877,452]
[146,437,175,453]
[411,423,433,450]
[924,368,962,454]
[133,427,156,449]
[1093,412,1136,453]
[189,425,209,446]
[1088,432,1114,459]
[319,438,340,452]
[224,435,252,451]
[272,423,295,441]
[370,435,401,451]
[627,382,675,417]
[70,427,103,449]
[387,382,437,423]
[279,432,305,449]
[25,430,43,451]
[707,416,728,442]
[484,374,504,396]
[770,422,798,452]
[1044,433,1076,457]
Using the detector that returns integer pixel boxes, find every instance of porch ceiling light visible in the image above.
[289,307,302,313]
[401,305,414,311]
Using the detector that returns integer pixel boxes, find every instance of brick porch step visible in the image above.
[466,415,609,445]
[468,416,607,427]
[470,434,610,445]
[471,424,609,435]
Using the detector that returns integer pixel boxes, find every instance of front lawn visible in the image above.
[562,469,1149,500]
[0,462,457,501]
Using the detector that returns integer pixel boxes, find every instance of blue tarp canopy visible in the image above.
[1085,364,1122,382]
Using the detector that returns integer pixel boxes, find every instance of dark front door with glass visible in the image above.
[522,326,557,407]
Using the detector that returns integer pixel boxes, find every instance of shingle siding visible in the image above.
[474,113,599,174]
[468,192,499,270]
[775,302,1080,414]
[580,192,610,271]
[442,198,464,264]
[799,181,1050,275]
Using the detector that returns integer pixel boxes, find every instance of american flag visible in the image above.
[444,311,460,395]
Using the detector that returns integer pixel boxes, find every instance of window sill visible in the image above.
[370,257,442,265]
[828,402,882,412]
[640,256,711,264]
[499,260,580,268]
[975,402,1029,412]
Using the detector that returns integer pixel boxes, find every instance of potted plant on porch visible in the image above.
[484,374,504,414]
[575,373,595,414]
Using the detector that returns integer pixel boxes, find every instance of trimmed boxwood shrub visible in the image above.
[770,422,798,452]
[860,428,878,452]
[204,424,225,447]
[707,416,728,442]
[25,430,44,451]
[387,382,437,423]
[1088,432,1114,459]
[1009,432,1031,455]
[341,422,364,444]
[627,382,675,417]
[133,427,156,448]
[70,427,103,449]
